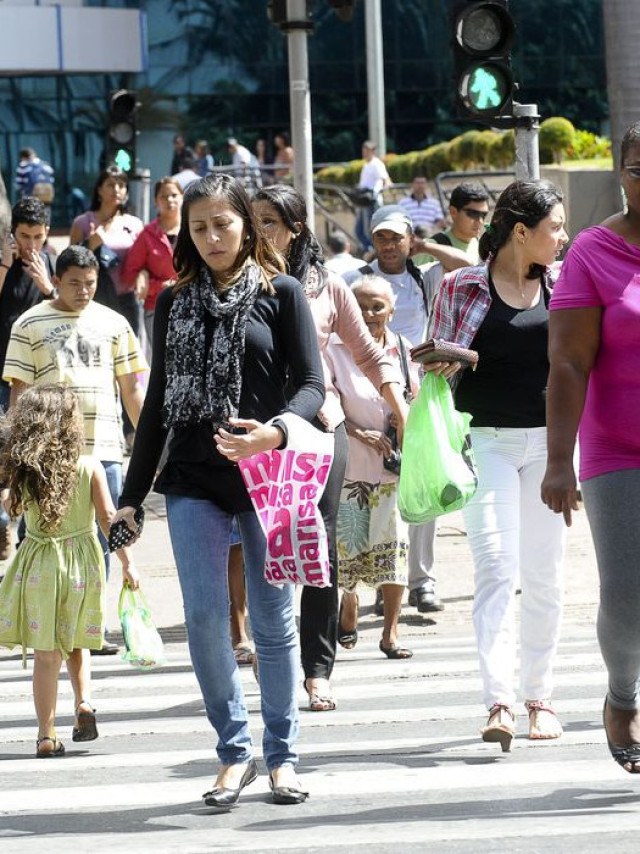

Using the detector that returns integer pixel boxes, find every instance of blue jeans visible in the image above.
[166,495,300,769]
[97,461,122,580]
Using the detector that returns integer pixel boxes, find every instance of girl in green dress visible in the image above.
[0,384,138,757]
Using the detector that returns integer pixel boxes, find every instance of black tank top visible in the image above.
[454,274,550,427]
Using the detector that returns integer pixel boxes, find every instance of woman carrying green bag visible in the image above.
[427,180,569,752]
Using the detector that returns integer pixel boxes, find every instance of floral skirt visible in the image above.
[336,479,409,591]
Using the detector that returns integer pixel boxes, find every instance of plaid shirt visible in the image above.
[429,263,557,348]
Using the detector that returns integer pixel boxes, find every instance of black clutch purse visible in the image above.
[108,507,145,552]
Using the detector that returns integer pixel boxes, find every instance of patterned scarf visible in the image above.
[163,263,261,428]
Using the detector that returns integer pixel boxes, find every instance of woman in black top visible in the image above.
[428,181,569,752]
[113,175,324,807]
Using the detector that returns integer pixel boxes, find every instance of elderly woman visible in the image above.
[326,275,418,659]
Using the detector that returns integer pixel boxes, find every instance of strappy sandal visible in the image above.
[72,702,98,742]
[482,703,515,753]
[337,593,358,649]
[379,640,413,659]
[603,698,640,773]
[303,678,336,712]
[233,645,255,667]
[36,736,65,758]
[526,699,563,740]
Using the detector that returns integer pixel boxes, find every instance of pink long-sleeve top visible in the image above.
[121,218,177,311]
[326,329,419,482]
[306,268,402,430]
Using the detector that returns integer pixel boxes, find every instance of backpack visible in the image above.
[30,160,55,204]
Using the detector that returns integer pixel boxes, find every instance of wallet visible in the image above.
[108,507,145,552]
[410,338,479,369]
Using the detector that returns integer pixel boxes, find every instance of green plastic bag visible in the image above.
[118,584,166,670]
[398,372,478,523]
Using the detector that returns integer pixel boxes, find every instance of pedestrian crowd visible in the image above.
[1,121,640,806]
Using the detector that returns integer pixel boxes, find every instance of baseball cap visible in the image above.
[370,205,412,236]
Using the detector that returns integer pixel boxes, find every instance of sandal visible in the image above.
[525,699,563,740]
[603,698,640,773]
[36,736,65,758]
[303,678,336,712]
[233,645,255,667]
[338,593,358,649]
[482,703,515,753]
[379,640,413,660]
[72,702,98,742]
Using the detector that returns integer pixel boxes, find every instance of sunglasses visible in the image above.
[461,209,488,221]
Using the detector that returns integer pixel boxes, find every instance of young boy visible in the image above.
[0,198,54,561]
[3,245,148,653]
[0,197,55,414]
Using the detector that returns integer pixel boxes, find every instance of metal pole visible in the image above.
[286,0,315,231]
[365,0,386,155]
[513,103,540,181]
[129,168,151,223]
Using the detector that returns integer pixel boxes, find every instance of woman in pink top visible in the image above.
[253,185,408,712]
[69,166,143,337]
[326,276,418,659]
[542,121,640,775]
[122,177,183,360]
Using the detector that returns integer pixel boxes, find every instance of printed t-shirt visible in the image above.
[3,300,148,462]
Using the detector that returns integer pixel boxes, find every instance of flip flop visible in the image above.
[233,645,256,667]
[379,640,413,660]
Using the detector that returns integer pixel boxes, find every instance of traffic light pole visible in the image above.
[365,0,386,156]
[513,103,540,181]
[286,0,315,231]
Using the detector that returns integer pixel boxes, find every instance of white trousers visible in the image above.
[463,427,566,710]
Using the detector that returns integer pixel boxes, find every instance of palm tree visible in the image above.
[602,0,640,167]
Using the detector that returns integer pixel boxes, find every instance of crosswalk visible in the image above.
[1,611,638,853]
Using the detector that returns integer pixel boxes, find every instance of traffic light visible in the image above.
[106,89,138,174]
[452,1,516,122]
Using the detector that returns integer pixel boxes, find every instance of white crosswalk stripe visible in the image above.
[0,619,633,852]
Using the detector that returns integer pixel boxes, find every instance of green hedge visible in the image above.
[315,120,609,185]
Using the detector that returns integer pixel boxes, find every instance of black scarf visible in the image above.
[163,263,261,429]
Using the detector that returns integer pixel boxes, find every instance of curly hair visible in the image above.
[0,385,85,533]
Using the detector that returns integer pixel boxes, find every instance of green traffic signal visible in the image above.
[452,1,516,122]
[114,148,132,173]
[463,62,511,113]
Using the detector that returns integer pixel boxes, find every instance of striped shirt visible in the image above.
[3,301,148,462]
[398,194,444,230]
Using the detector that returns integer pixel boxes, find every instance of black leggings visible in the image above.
[299,422,348,681]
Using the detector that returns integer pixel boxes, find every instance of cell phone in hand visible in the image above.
[108,507,145,552]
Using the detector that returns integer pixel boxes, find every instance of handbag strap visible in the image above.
[396,334,412,402]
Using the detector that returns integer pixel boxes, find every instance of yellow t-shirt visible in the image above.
[3,301,148,462]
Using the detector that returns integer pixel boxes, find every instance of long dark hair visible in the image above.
[173,173,285,292]
[479,179,564,280]
[89,166,129,212]
[253,184,325,287]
